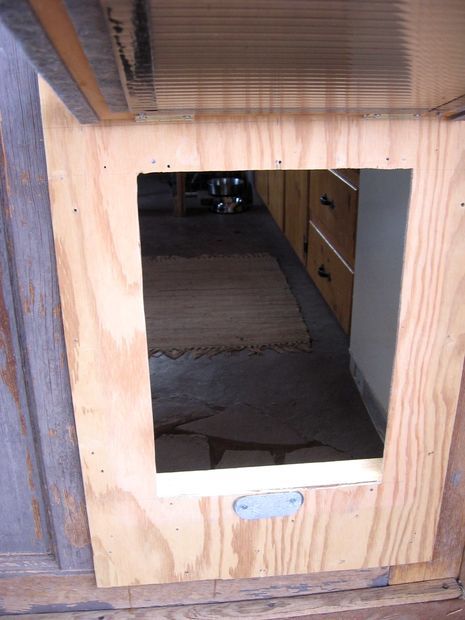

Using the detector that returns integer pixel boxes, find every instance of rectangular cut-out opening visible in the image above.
[137,168,411,494]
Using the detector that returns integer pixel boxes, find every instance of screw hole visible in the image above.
[167,164,171,168]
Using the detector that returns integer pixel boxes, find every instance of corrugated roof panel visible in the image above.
[101,0,465,115]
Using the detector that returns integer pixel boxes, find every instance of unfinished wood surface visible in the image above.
[0,27,92,572]
[0,568,388,615]
[4,579,460,619]
[307,224,354,334]
[28,0,132,121]
[309,171,358,267]
[267,170,285,230]
[39,78,465,586]
[255,170,269,205]
[284,170,309,262]
[389,359,465,584]
[157,459,381,498]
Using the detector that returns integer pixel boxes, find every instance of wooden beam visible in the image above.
[2,579,460,619]
[0,4,96,123]
[28,0,132,121]
[0,569,388,615]
[0,24,92,572]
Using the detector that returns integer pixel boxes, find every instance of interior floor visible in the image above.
[139,175,384,472]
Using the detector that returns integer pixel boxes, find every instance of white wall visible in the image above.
[350,169,412,417]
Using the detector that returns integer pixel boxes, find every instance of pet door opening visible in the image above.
[137,169,411,475]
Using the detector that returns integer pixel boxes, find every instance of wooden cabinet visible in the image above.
[307,223,354,333]
[284,170,309,262]
[256,168,358,334]
[309,170,358,268]
[307,170,359,334]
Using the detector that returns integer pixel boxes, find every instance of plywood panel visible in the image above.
[389,360,465,583]
[39,79,465,587]
[267,170,285,229]
[284,170,309,262]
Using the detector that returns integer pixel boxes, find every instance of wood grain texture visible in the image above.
[309,170,358,267]
[0,124,52,560]
[28,0,132,121]
[306,224,353,334]
[389,359,465,583]
[267,170,285,230]
[62,0,129,113]
[0,27,92,572]
[2,579,460,619]
[0,568,388,615]
[0,4,97,124]
[39,78,465,586]
[284,170,309,262]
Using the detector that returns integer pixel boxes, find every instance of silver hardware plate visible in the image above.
[233,492,304,520]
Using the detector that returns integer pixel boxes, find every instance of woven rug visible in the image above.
[142,253,311,358]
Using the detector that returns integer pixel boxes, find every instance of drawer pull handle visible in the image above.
[318,264,331,281]
[320,193,335,209]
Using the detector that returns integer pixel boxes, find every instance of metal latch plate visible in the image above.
[233,491,304,520]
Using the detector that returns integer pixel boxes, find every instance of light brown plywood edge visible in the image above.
[39,78,465,586]
[29,0,133,121]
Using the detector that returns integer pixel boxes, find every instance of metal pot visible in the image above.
[208,177,244,197]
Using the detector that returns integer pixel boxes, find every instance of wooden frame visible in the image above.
[0,24,92,574]
[39,78,465,587]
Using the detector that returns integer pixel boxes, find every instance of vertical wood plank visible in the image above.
[0,126,52,559]
[0,23,92,572]
[389,359,465,583]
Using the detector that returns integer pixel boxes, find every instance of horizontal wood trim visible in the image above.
[156,458,382,497]
[3,579,460,619]
[0,568,388,615]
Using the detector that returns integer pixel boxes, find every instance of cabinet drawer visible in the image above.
[309,170,358,267]
[307,223,354,334]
